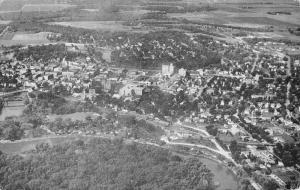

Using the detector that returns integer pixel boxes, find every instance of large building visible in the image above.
[162,63,175,76]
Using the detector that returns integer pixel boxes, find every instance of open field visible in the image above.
[47,112,100,122]
[0,0,25,11]
[21,4,75,12]
[0,20,10,24]
[49,21,133,31]
[0,0,75,11]
[0,135,90,154]
[0,32,51,46]
[187,0,297,3]
[12,31,50,41]
[168,7,300,27]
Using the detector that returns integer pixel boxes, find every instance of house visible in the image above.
[24,81,37,89]
[54,67,62,72]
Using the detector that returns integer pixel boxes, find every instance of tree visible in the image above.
[0,139,216,190]
[282,151,294,166]
[230,140,239,153]
[262,179,279,190]
[0,120,23,141]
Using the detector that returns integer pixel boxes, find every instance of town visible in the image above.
[0,0,300,190]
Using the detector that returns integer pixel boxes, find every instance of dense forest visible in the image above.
[0,138,215,190]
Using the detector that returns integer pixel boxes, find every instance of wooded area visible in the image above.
[0,138,215,190]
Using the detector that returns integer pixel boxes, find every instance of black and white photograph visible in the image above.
[0,0,300,189]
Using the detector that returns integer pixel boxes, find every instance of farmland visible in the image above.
[21,4,75,12]
[49,21,133,31]
[0,31,51,46]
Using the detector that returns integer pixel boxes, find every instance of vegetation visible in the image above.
[206,125,218,136]
[14,44,86,62]
[0,138,215,190]
[274,143,300,167]
[0,119,24,141]
[111,31,222,70]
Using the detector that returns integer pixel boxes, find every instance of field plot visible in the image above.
[21,4,76,12]
[0,20,10,24]
[168,4,300,27]
[228,16,297,27]
[0,32,51,46]
[188,0,296,3]
[0,0,25,11]
[49,21,133,31]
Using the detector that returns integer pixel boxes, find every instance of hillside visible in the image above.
[0,138,215,190]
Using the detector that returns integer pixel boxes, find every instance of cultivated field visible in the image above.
[21,4,75,12]
[0,0,25,11]
[0,32,51,46]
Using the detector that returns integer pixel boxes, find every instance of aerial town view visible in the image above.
[0,0,300,189]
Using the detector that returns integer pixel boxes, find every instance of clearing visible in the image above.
[49,21,132,31]
[21,4,75,12]
[47,112,100,122]
[0,32,51,46]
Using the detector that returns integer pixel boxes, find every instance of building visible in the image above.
[162,63,175,76]
[178,68,187,77]
[119,84,144,97]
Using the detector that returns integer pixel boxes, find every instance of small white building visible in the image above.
[178,68,186,77]
[162,63,175,76]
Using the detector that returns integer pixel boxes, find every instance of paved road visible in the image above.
[251,51,260,73]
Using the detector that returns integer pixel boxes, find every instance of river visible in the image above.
[199,157,238,190]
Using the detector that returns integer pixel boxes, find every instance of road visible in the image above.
[114,110,236,164]
[172,122,235,163]
[251,51,260,73]
[285,55,292,109]
[0,89,29,97]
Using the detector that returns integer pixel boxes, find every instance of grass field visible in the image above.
[49,21,133,31]
[0,135,92,154]
[21,4,75,12]
[0,0,25,11]
[0,32,51,46]
[47,112,100,122]
[0,20,10,24]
